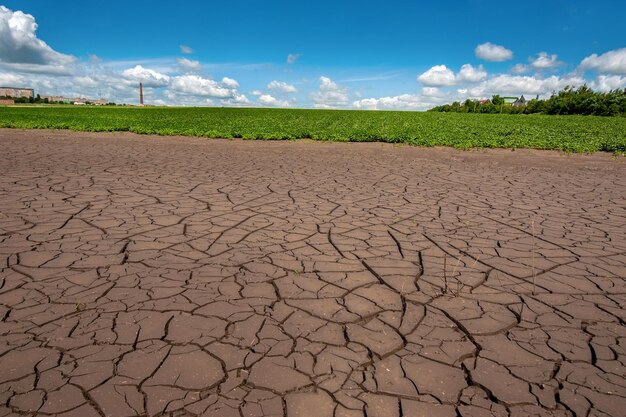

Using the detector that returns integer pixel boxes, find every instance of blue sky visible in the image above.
[0,1,625,109]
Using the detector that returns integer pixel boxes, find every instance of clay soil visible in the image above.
[0,129,625,417]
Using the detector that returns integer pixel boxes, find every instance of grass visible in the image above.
[1,106,625,153]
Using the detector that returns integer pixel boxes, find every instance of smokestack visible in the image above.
[139,82,144,106]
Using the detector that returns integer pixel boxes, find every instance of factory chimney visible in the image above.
[139,82,144,106]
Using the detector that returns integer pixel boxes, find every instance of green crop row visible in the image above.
[1,106,625,153]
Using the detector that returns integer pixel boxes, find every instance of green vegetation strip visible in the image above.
[1,106,625,153]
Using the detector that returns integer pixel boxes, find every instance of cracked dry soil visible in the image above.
[0,129,625,417]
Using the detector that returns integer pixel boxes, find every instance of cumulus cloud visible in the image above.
[580,48,626,74]
[309,76,349,108]
[122,65,170,87]
[169,74,236,98]
[320,76,338,90]
[475,42,513,62]
[511,64,530,74]
[250,90,263,96]
[456,64,487,83]
[351,98,377,109]
[421,87,443,97]
[258,94,290,107]
[223,93,249,106]
[353,94,439,111]
[177,58,201,72]
[221,76,239,89]
[417,65,456,86]
[73,76,98,88]
[267,80,298,93]
[0,5,75,73]
[468,74,585,97]
[591,75,626,92]
[287,53,301,64]
[417,64,486,87]
[163,90,213,106]
[531,52,561,69]
[0,71,23,85]
[180,45,194,54]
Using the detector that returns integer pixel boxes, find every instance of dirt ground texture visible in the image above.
[0,129,625,417]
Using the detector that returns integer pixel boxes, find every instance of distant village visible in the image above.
[0,86,112,106]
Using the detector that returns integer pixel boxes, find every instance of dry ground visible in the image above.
[0,129,625,417]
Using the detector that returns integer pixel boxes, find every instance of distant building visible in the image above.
[0,99,15,105]
[513,95,527,107]
[0,87,34,99]
[41,95,66,102]
[41,95,109,105]
[501,95,528,107]
[0,89,110,105]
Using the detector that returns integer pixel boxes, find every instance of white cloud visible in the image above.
[122,65,170,87]
[74,76,98,88]
[267,80,298,93]
[258,94,290,107]
[287,53,301,64]
[169,74,236,98]
[416,64,486,88]
[180,45,194,54]
[163,90,212,106]
[9,68,140,104]
[320,76,339,90]
[421,87,442,97]
[580,48,626,74]
[591,75,626,92]
[531,52,561,69]
[165,75,246,106]
[417,65,456,86]
[0,71,23,85]
[351,98,381,109]
[511,64,530,74]
[177,58,201,72]
[475,42,513,62]
[250,90,263,96]
[456,64,487,83]
[353,94,439,111]
[0,5,75,73]
[223,93,250,106]
[221,76,239,89]
[309,76,349,108]
[468,74,585,97]
[0,63,74,75]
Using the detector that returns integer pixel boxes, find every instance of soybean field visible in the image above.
[1,106,624,153]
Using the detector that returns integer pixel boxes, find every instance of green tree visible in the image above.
[491,95,504,105]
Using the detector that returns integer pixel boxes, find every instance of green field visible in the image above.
[1,106,625,153]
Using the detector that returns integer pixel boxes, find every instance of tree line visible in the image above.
[1,94,66,104]
[428,86,626,116]
[0,94,117,105]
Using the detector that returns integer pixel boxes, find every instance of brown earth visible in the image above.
[0,128,625,417]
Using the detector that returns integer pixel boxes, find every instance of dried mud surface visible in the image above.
[0,129,625,417]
